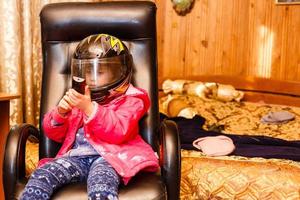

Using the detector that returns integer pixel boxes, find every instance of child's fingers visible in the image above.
[59,99,72,110]
[67,92,79,104]
[84,85,90,96]
[63,95,75,106]
[59,104,68,110]
[62,99,72,109]
[70,89,81,98]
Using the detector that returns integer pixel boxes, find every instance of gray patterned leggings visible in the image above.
[19,156,120,200]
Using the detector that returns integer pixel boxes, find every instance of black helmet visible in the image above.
[71,34,132,103]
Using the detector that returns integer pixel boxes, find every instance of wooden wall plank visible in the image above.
[285,6,300,80]
[161,0,188,77]
[155,0,166,78]
[270,2,284,80]
[202,0,220,75]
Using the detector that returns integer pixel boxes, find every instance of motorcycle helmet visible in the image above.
[71,33,132,103]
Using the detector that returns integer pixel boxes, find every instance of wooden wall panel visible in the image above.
[160,0,189,76]
[156,0,300,83]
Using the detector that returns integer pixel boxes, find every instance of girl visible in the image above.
[20,34,159,200]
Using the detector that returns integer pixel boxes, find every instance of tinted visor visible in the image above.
[71,54,129,90]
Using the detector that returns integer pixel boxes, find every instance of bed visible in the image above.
[158,75,300,200]
[25,75,300,199]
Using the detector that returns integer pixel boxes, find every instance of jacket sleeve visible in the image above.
[42,107,71,143]
[84,95,150,144]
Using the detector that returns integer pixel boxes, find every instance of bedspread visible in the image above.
[181,150,300,200]
[159,94,300,200]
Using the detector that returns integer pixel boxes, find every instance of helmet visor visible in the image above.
[71,54,129,91]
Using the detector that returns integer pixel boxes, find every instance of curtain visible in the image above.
[0,0,155,127]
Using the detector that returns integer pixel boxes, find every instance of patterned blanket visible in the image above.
[159,94,300,200]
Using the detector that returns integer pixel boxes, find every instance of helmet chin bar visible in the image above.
[88,74,131,104]
[90,88,109,103]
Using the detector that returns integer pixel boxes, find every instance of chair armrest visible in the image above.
[3,123,39,200]
[159,119,181,200]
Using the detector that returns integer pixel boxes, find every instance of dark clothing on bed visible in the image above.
[160,114,300,161]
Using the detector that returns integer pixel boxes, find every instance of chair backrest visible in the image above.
[39,1,159,159]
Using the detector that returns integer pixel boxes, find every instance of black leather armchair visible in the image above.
[3,1,180,200]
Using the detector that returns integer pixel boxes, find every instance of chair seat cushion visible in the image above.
[16,173,166,200]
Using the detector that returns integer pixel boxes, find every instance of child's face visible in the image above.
[85,64,120,87]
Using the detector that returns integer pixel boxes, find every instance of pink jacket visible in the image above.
[40,84,159,184]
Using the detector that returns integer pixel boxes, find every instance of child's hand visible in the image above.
[57,94,73,115]
[66,86,94,116]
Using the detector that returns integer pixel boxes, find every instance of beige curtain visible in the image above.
[0,0,144,127]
